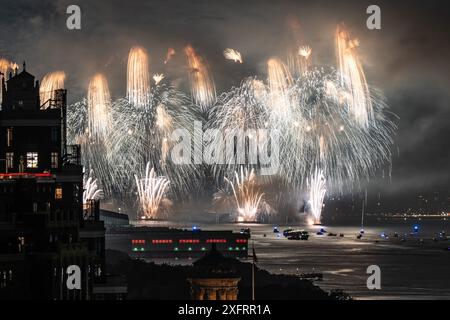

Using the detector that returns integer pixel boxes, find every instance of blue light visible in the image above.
[413,224,420,233]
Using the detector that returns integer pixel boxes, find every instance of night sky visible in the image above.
[1,0,449,204]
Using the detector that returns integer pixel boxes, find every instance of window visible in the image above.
[55,186,63,199]
[26,152,38,168]
[51,127,58,143]
[6,152,13,169]
[7,128,12,147]
[51,152,58,169]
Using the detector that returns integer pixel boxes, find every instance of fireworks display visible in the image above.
[267,58,293,115]
[307,167,326,225]
[277,67,395,193]
[207,77,269,182]
[0,58,17,104]
[62,23,396,223]
[335,25,373,128]
[87,74,112,140]
[39,71,65,108]
[184,45,216,111]
[106,81,202,200]
[153,73,164,85]
[298,45,312,74]
[127,46,151,108]
[83,170,104,204]
[222,167,265,222]
[223,48,243,63]
[134,162,171,219]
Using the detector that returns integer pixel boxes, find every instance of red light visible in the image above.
[152,239,173,244]
[0,172,53,178]
[236,239,247,243]
[206,239,227,243]
[179,239,200,243]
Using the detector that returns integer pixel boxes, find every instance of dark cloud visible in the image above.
[1,0,449,198]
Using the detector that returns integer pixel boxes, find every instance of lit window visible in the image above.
[55,186,63,199]
[51,152,58,169]
[7,128,12,147]
[6,152,13,169]
[26,152,38,168]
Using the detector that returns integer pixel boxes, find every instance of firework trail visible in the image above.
[153,73,164,85]
[223,48,242,63]
[298,45,312,74]
[83,169,104,204]
[127,46,151,108]
[164,48,175,64]
[87,74,112,141]
[335,25,373,128]
[222,167,265,222]
[134,162,171,219]
[307,167,326,225]
[298,46,312,59]
[267,58,293,116]
[0,58,17,75]
[285,17,306,77]
[0,58,17,104]
[39,71,65,109]
[184,45,216,111]
[67,74,115,196]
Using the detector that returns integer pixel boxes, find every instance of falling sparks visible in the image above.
[87,74,112,140]
[83,170,104,204]
[335,25,373,128]
[224,167,265,222]
[298,45,312,59]
[0,58,16,76]
[134,162,171,219]
[267,58,293,115]
[307,167,326,225]
[39,71,66,109]
[223,48,243,63]
[0,58,17,104]
[153,73,165,85]
[127,46,150,108]
[184,45,216,111]
[298,45,312,74]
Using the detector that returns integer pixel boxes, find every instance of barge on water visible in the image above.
[106,226,250,258]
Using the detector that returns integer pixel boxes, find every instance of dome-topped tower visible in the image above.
[188,244,241,300]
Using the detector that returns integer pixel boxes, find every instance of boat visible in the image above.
[287,230,309,240]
